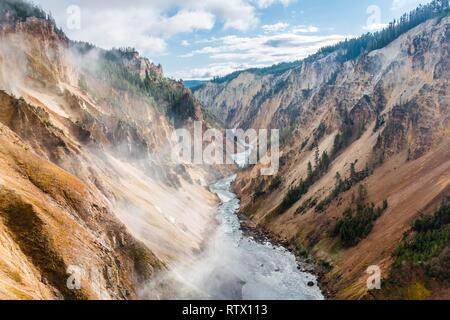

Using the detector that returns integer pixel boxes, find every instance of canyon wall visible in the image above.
[195,16,450,299]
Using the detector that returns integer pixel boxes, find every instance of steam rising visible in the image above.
[0,18,322,300]
[139,176,323,300]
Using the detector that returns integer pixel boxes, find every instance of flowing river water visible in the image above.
[144,174,324,299]
[181,174,324,300]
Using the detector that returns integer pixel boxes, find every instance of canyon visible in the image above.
[0,0,449,300]
[0,6,224,299]
[195,12,450,299]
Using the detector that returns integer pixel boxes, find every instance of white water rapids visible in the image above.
[150,175,323,300]
[204,175,324,300]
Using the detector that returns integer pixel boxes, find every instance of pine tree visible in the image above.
[350,162,357,180]
[335,171,342,188]
[307,161,313,180]
[320,151,330,172]
[314,145,320,169]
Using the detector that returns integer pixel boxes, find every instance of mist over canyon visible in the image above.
[0,0,449,300]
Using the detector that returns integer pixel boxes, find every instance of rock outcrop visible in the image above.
[0,6,220,300]
[195,16,450,299]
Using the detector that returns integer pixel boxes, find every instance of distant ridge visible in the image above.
[204,0,449,86]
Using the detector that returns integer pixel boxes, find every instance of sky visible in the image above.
[32,0,430,80]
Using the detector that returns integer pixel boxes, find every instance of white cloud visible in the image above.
[363,23,388,31]
[32,0,351,80]
[262,22,289,33]
[255,0,295,9]
[34,0,260,55]
[178,0,259,31]
[66,8,168,55]
[161,10,215,36]
[172,62,267,80]
[292,25,319,33]
[391,0,427,11]
[214,0,258,31]
[178,31,352,78]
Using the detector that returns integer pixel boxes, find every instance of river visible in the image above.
[171,174,324,300]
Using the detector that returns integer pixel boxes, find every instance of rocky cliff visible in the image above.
[0,6,221,299]
[195,15,450,299]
